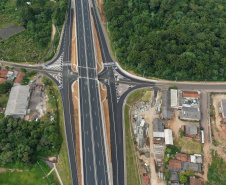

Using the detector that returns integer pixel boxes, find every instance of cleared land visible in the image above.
[72,81,82,185]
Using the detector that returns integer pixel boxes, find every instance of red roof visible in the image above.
[182,91,199,98]
[175,153,190,162]
[190,177,203,185]
[143,173,149,184]
[14,72,25,83]
[0,70,9,77]
[0,78,6,84]
[169,159,181,169]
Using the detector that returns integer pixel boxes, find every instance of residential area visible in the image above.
[128,88,226,185]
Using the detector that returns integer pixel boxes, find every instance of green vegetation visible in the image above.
[0,159,59,185]
[126,89,152,106]
[179,172,187,183]
[185,169,194,177]
[124,104,140,185]
[207,151,226,185]
[175,137,201,154]
[0,93,9,107]
[0,81,12,94]
[169,86,178,90]
[42,76,71,185]
[103,0,226,81]
[21,70,37,85]
[0,0,68,63]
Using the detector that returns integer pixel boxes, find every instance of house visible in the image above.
[0,78,6,84]
[183,91,199,99]
[184,125,198,136]
[143,173,149,185]
[153,118,165,138]
[181,162,201,172]
[164,129,173,145]
[168,160,181,172]
[175,153,190,162]
[190,154,202,164]
[168,172,180,185]
[221,99,226,123]
[6,70,18,82]
[162,90,174,119]
[180,107,200,121]
[189,176,203,185]
[0,70,9,77]
[5,85,30,118]
[14,71,25,84]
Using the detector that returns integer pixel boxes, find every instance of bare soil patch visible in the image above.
[71,9,78,72]
[72,81,82,184]
[0,23,25,40]
[51,24,56,41]
[99,82,111,162]
[91,10,103,73]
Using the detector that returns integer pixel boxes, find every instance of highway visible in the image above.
[1,0,226,184]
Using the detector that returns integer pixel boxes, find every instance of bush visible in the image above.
[180,130,185,137]
[166,145,181,155]
[179,173,187,183]
[185,169,194,176]
[20,67,26,73]
[0,81,11,93]
[168,86,178,90]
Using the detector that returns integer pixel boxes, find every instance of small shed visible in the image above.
[185,125,198,135]
[164,129,173,145]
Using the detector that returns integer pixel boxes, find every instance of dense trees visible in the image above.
[0,115,62,165]
[0,82,11,94]
[103,0,226,81]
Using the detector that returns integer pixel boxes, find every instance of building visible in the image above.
[175,153,190,162]
[189,176,203,185]
[0,70,9,77]
[14,71,25,84]
[153,118,165,138]
[168,160,181,172]
[5,85,30,118]
[221,99,226,123]
[183,91,199,99]
[184,125,198,136]
[162,90,174,119]
[180,107,200,120]
[164,129,173,145]
[190,154,202,164]
[6,70,18,82]
[181,162,201,172]
[170,89,178,108]
[168,172,180,185]
[0,78,6,84]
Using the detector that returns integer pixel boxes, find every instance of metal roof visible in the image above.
[153,118,164,132]
[162,90,174,119]
[165,129,173,145]
[185,125,198,134]
[222,99,226,118]
[180,107,201,120]
[5,85,30,117]
[170,89,178,107]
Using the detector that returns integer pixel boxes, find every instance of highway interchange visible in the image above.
[1,0,226,185]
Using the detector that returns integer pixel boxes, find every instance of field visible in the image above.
[126,89,152,106]
[175,137,202,154]
[0,160,59,185]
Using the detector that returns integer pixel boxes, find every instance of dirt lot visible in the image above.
[72,81,82,185]
[212,94,226,162]
[91,10,103,73]
[71,8,77,72]
[99,82,111,163]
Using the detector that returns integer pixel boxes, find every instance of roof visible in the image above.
[190,177,203,185]
[182,91,199,98]
[181,162,201,172]
[0,70,9,77]
[170,89,178,107]
[5,85,30,116]
[162,90,174,119]
[153,132,165,138]
[153,118,164,132]
[0,78,6,84]
[175,153,190,162]
[190,154,202,163]
[170,172,179,181]
[164,129,173,145]
[14,72,25,83]
[185,125,198,134]
[169,160,181,169]
[180,107,201,120]
[222,99,226,118]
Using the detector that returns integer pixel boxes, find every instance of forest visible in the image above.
[103,0,226,81]
[0,114,62,165]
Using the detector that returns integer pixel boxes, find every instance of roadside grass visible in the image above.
[52,82,72,185]
[124,104,140,185]
[0,93,9,107]
[175,137,202,154]
[207,150,226,185]
[0,160,59,185]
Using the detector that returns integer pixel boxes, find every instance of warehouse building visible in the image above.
[5,85,30,118]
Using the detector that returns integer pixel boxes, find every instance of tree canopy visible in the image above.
[0,115,62,165]
[103,0,226,81]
